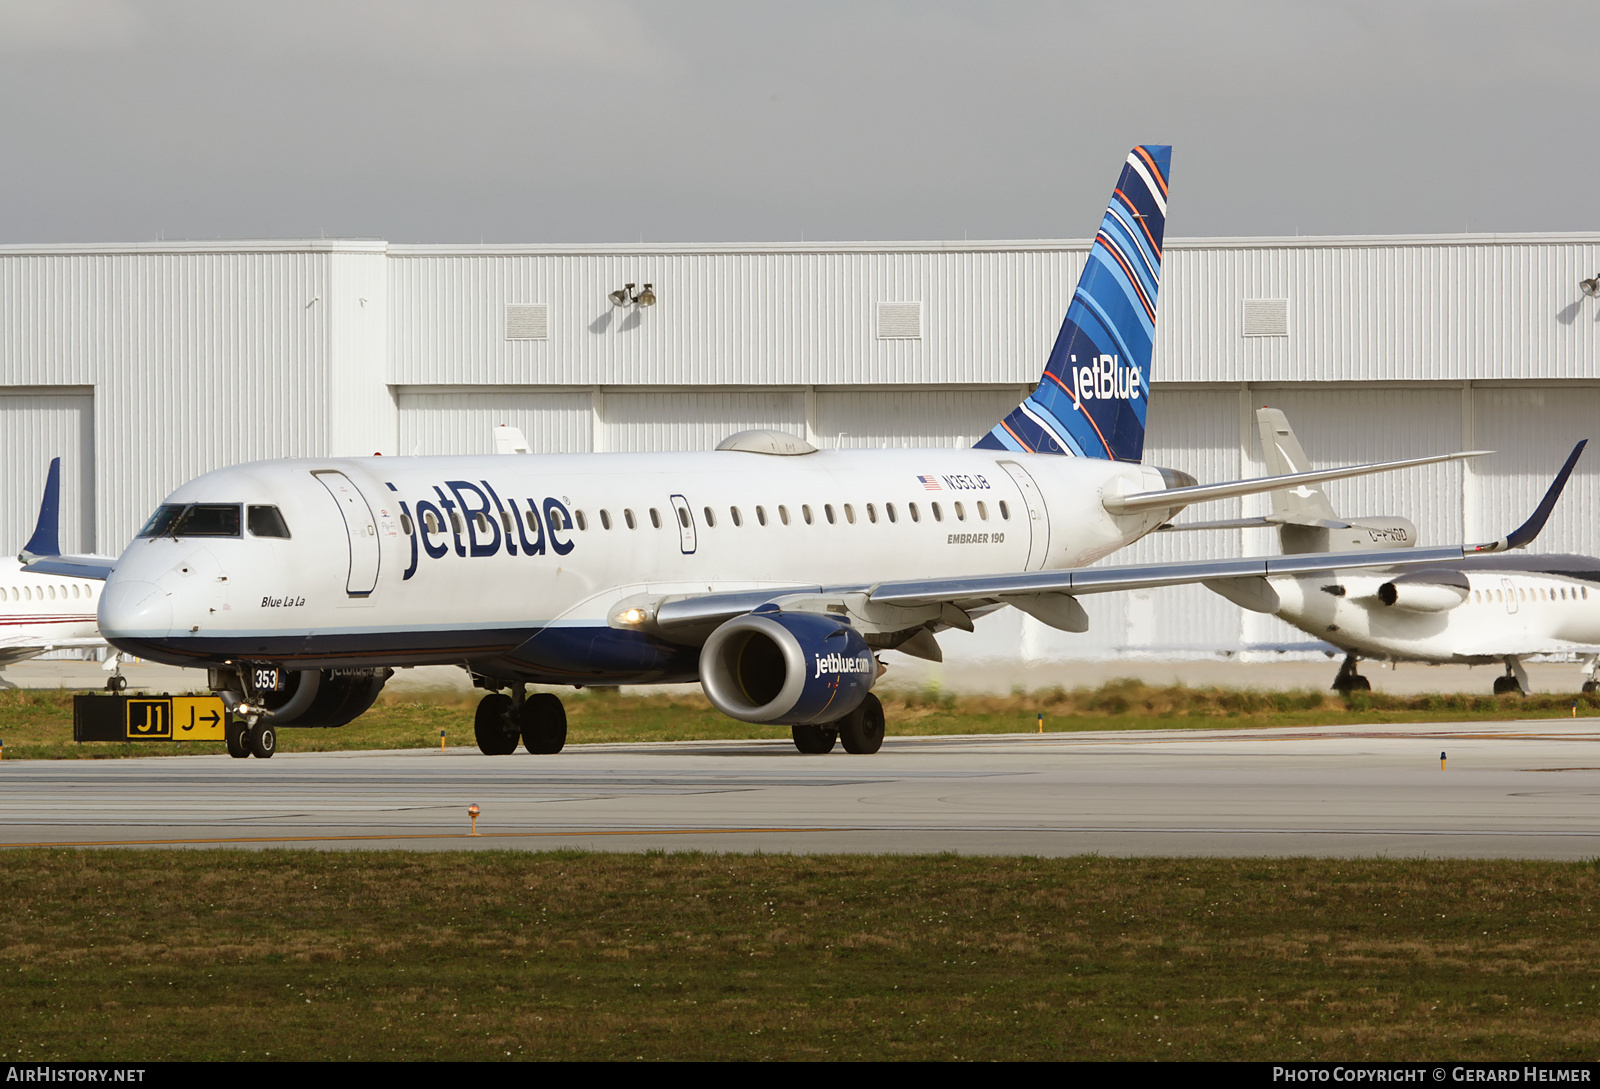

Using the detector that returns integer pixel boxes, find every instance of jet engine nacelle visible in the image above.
[1374,570,1470,613]
[700,610,876,725]
[252,667,391,727]
[1280,516,1418,555]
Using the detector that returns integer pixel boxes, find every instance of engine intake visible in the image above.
[700,610,876,725]
[252,668,391,727]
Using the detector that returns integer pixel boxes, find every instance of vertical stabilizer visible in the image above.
[1255,408,1339,524]
[19,457,62,562]
[976,145,1171,461]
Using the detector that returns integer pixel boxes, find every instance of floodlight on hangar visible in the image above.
[608,283,658,307]
[1581,276,1600,299]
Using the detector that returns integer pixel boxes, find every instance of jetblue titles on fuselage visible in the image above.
[392,479,576,580]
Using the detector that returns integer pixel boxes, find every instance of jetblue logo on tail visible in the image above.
[975,145,1170,462]
[1071,354,1142,409]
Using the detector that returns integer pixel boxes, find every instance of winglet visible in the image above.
[1471,440,1586,553]
[19,458,62,563]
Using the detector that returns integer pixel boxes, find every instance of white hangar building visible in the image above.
[2,232,1598,664]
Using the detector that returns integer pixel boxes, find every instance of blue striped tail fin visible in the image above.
[976,145,1170,462]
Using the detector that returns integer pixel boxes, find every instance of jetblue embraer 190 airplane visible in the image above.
[46,147,1535,759]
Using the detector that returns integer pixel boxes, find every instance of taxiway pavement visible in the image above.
[4,718,1600,858]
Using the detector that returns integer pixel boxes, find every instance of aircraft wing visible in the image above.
[616,441,1582,649]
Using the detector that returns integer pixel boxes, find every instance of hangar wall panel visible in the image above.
[813,387,1028,449]
[600,391,805,453]
[385,246,1086,389]
[0,390,93,554]
[1469,385,1600,556]
[397,389,594,456]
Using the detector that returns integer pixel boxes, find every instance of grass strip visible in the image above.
[2,680,1598,759]
[0,851,1596,1061]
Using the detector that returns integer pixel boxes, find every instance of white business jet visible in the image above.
[61,146,1523,759]
[1,459,111,688]
[1189,409,1591,695]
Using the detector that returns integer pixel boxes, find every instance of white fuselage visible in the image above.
[0,558,103,666]
[1268,561,1600,664]
[98,447,1175,679]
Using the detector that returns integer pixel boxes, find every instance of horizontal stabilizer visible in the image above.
[1103,449,1490,515]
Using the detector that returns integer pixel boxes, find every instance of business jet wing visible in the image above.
[16,458,117,580]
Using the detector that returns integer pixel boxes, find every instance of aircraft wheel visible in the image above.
[1583,681,1598,694]
[104,675,127,693]
[247,722,277,759]
[474,693,519,755]
[838,693,885,755]
[1332,674,1370,692]
[225,720,251,759]
[1493,676,1522,696]
[791,724,837,754]
[521,693,568,755]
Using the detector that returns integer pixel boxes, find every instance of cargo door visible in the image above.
[313,470,381,596]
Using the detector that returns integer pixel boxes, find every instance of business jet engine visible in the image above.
[249,667,392,727]
[1374,569,1471,613]
[700,609,877,725]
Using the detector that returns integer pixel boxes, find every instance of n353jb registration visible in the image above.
[46,147,1527,758]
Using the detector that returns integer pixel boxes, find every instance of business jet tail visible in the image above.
[976,144,1170,462]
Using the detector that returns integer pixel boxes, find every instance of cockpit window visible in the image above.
[247,505,291,538]
[136,503,242,538]
[137,505,187,538]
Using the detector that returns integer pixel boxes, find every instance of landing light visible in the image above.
[615,607,649,626]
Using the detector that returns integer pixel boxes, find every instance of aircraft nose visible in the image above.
[98,579,172,638]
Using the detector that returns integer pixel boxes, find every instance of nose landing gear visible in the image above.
[1331,654,1370,693]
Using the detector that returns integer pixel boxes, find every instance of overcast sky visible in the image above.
[1,1,1593,245]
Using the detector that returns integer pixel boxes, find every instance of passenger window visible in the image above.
[0,588,6,602]
[650,508,661,529]
[802,505,814,525]
[703,507,718,528]
[909,502,920,522]
[248,505,292,538]
[825,504,836,525]
[727,507,741,527]
[23,587,30,602]
[48,586,56,600]
[977,501,987,520]
[843,504,855,524]
[677,507,691,529]
[999,500,1010,520]
[499,510,512,533]
[756,506,767,526]
[955,502,966,521]
[449,511,463,535]
[425,511,440,533]
[71,585,80,599]
[575,510,588,531]
[624,509,636,530]
[886,503,897,523]
[474,512,490,534]
[600,510,612,530]
[526,510,538,532]
[779,505,791,525]
[866,503,878,523]
[931,502,943,522]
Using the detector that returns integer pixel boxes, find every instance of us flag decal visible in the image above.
[917,475,942,491]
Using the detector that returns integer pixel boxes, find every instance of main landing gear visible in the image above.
[1493,658,1529,696]
[474,688,568,755]
[1331,654,1370,693]
[790,693,885,755]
